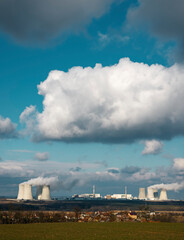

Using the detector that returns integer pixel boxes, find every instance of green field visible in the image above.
[0,222,183,240]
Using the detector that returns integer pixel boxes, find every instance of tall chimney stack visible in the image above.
[93,185,95,198]
[125,186,127,199]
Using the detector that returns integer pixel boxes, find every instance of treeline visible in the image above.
[0,211,76,224]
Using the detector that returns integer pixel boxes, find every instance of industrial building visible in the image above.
[104,186,132,200]
[105,193,132,200]
[72,185,101,199]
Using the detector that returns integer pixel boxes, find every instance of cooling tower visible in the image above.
[159,189,168,200]
[23,184,33,200]
[153,189,159,200]
[138,188,146,199]
[17,184,24,199]
[147,187,154,200]
[36,185,43,200]
[41,185,51,200]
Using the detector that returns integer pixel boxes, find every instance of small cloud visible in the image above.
[98,32,130,47]
[121,166,140,174]
[70,167,82,172]
[142,140,163,155]
[94,160,108,168]
[108,168,120,174]
[0,115,17,139]
[19,105,38,136]
[9,149,35,153]
[98,31,129,47]
[19,105,36,123]
[34,152,49,161]
[173,158,184,171]
[98,32,110,46]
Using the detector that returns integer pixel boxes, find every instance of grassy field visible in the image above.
[0,222,184,240]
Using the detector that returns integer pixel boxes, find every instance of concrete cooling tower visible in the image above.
[23,184,33,200]
[147,187,154,200]
[41,185,51,200]
[138,188,146,199]
[159,189,168,200]
[36,185,43,200]
[17,184,24,200]
[153,189,159,200]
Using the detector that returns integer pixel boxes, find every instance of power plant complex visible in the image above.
[16,183,168,201]
[72,186,168,201]
[17,184,51,201]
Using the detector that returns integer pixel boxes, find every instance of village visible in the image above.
[0,209,184,224]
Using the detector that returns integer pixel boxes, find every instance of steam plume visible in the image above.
[22,176,59,187]
[149,181,184,191]
[21,176,79,191]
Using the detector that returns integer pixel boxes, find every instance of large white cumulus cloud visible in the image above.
[24,58,184,143]
[0,0,114,43]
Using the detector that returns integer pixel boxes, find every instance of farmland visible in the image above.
[0,222,184,240]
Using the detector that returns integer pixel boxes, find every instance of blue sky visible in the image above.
[0,0,184,199]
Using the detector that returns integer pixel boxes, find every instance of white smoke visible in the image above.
[22,176,59,187]
[21,176,81,191]
[149,181,184,191]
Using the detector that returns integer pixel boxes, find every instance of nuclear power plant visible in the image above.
[17,184,51,201]
[16,181,169,202]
